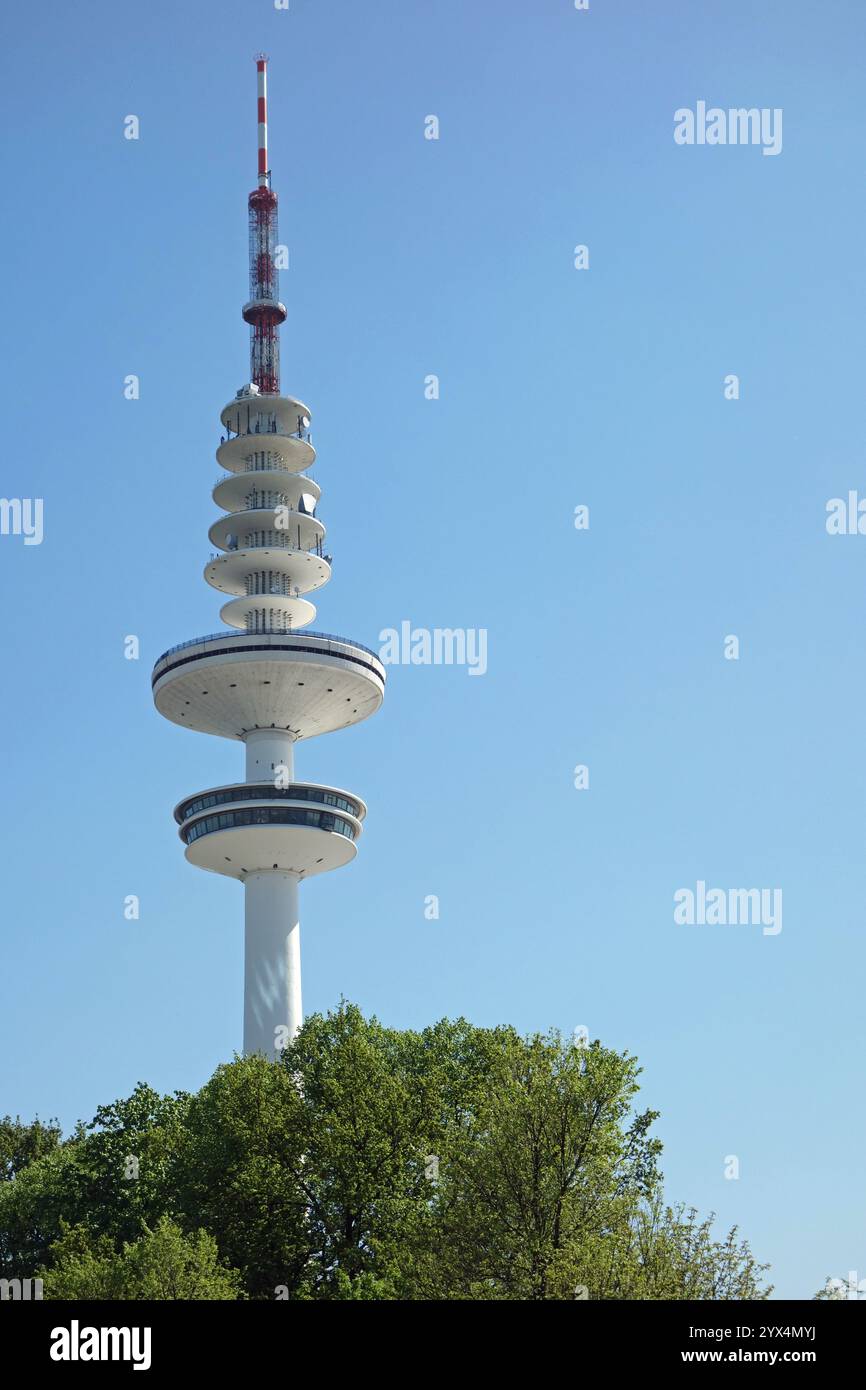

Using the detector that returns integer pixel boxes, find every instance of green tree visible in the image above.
[1,1003,771,1301]
[592,1196,771,1300]
[41,1216,242,1300]
[0,1085,188,1277]
[814,1274,863,1300]
[0,1115,62,1182]
[288,1006,444,1296]
[0,1139,88,1278]
[78,1084,190,1245]
[173,1054,308,1299]
[399,1029,663,1299]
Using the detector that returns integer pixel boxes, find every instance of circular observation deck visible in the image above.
[204,545,331,596]
[218,594,316,631]
[216,431,315,475]
[220,392,311,437]
[213,472,321,514]
[152,630,385,742]
[174,781,365,880]
[208,509,324,554]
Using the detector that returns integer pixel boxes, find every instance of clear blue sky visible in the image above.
[1,0,863,1299]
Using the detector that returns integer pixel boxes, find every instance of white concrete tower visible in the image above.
[152,56,384,1057]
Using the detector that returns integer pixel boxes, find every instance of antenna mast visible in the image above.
[242,54,286,393]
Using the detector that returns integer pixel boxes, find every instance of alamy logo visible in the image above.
[0,1277,42,1300]
[50,1321,151,1371]
[826,492,866,535]
[674,102,782,156]
[0,497,43,545]
[674,880,782,936]
[379,621,487,676]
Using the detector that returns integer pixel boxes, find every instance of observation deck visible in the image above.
[152,629,385,742]
[175,780,365,880]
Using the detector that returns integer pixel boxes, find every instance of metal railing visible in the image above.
[207,541,326,561]
[211,497,319,517]
[154,630,383,667]
[213,468,316,490]
[221,425,312,444]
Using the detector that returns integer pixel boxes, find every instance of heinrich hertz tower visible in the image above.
[152,57,385,1056]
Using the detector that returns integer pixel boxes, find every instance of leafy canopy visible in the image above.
[0,1005,771,1300]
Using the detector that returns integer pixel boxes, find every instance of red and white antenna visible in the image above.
[243,54,286,394]
[256,52,269,188]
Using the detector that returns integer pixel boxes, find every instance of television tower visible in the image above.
[152,56,385,1056]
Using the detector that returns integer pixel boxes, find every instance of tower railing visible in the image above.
[222,422,311,442]
[208,536,325,560]
[154,630,384,666]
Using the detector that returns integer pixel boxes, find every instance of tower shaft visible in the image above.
[241,732,299,1053]
[244,871,302,1054]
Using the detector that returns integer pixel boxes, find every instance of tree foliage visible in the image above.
[42,1217,242,1300]
[0,1005,771,1300]
[0,1115,62,1183]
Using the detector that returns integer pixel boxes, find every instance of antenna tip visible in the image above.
[254,51,269,63]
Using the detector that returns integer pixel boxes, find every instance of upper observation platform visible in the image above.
[220,387,312,438]
[212,472,321,514]
[152,629,385,742]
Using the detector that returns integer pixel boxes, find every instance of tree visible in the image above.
[78,1084,190,1246]
[41,1217,243,1300]
[1,1003,771,1300]
[0,1139,88,1278]
[0,1115,62,1182]
[592,1196,771,1300]
[393,1028,664,1298]
[173,1055,308,1299]
[0,1085,188,1278]
[814,1274,864,1300]
[282,1004,451,1298]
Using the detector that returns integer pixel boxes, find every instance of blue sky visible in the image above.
[1,0,864,1298]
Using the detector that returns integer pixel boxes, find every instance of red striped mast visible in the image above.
[256,55,269,187]
[242,54,286,394]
